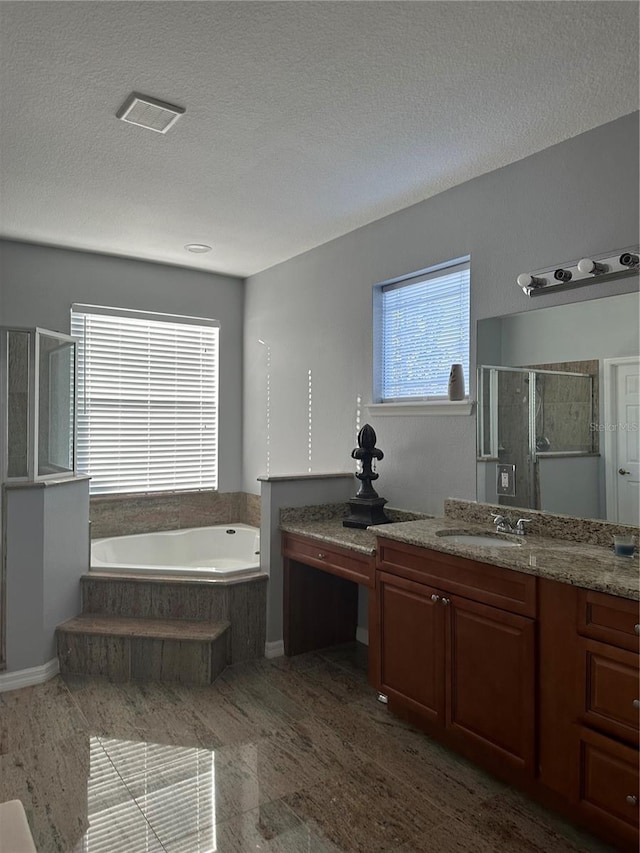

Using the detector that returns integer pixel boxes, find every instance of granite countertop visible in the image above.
[280,504,432,556]
[280,518,379,555]
[280,515,639,601]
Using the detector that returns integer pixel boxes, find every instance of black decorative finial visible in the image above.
[351,424,383,499]
[343,424,391,528]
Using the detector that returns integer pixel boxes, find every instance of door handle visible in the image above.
[618,468,630,475]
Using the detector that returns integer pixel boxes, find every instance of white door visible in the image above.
[605,358,640,524]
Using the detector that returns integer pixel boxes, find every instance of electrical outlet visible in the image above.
[496,464,516,496]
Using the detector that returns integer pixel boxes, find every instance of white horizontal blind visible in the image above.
[381,261,470,400]
[71,305,218,495]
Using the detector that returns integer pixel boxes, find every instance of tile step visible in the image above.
[56,616,231,685]
[57,614,230,642]
[78,573,268,665]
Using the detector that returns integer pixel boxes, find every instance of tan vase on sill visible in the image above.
[448,363,465,401]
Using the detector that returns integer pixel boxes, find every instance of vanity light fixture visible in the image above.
[517,245,639,297]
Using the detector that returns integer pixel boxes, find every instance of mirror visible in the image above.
[476,290,639,523]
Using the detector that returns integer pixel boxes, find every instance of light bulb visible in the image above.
[577,258,607,275]
[554,268,572,283]
[619,253,639,268]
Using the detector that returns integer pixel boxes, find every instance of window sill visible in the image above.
[366,399,475,416]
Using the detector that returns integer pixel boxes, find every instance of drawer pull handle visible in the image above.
[626,795,638,807]
[441,597,451,606]
[633,699,640,710]
[317,552,326,560]
[431,594,441,603]
[635,624,640,635]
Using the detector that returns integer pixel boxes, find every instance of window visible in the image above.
[374,259,470,402]
[71,304,218,495]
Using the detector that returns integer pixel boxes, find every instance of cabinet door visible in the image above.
[579,726,639,845]
[446,595,535,773]
[581,638,639,746]
[378,571,444,724]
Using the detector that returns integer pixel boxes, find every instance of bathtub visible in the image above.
[91,524,260,578]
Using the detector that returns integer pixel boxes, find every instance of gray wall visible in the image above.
[260,475,354,645]
[0,241,245,492]
[5,479,89,671]
[243,113,640,514]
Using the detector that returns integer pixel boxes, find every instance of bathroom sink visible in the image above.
[436,531,523,548]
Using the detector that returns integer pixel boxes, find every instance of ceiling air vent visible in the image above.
[116,92,185,134]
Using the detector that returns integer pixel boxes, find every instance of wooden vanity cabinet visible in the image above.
[375,539,536,779]
[576,588,639,848]
[539,579,639,851]
[377,547,639,851]
[282,532,378,683]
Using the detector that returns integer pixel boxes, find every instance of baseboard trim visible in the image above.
[264,640,284,659]
[356,627,369,646]
[0,658,60,693]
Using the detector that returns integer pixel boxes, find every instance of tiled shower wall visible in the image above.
[90,491,261,539]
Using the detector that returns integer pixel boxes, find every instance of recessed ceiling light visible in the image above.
[184,243,213,254]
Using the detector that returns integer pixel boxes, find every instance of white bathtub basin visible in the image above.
[91,524,260,578]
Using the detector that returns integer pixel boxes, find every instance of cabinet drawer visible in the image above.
[377,539,536,616]
[579,726,639,834]
[578,589,639,652]
[282,533,374,587]
[581,638,639,745]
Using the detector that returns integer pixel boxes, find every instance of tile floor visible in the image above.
[0,643,615,853]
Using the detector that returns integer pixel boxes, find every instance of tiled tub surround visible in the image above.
[90,490,261,539]
[0,644,612,853]
[56,491,265,686]
[57,572,268,684]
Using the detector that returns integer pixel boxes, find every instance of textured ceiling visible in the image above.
[0,1,638,277]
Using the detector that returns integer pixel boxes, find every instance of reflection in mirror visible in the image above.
[477,291,639,523]
[478,364,597,514]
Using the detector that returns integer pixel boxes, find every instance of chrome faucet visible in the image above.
[491,514,531,536]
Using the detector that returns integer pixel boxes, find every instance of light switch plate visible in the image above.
[496,464,516,496]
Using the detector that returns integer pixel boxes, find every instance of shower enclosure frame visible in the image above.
[0,326,78,484]
[477,364,594,508]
